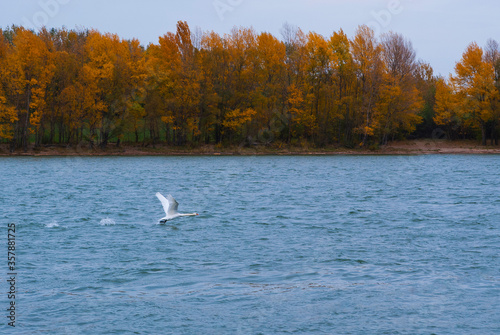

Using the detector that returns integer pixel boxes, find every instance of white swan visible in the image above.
[156,192,198,223]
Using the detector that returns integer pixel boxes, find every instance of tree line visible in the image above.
[0,22,499,151]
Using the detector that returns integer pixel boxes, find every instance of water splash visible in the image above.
[45,221,60,228]
[99,218,116,226]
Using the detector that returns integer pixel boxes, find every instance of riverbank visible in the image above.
[1,140,499,156]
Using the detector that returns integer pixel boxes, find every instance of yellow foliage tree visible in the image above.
[375,75,423,140]
[222,108,256,140]
[452,42,499,145]
[152,21,202,145]
[351,25,384,146]
[0,30,17,140]
[0,24,473,149]
[253,32,286,127]
[374,32,423,143]
[6,28,54,150]
[287,84,316,138]
[0,92,18,140]
[433,78,460,136]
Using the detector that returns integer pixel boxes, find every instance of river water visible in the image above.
[1,155,499,334]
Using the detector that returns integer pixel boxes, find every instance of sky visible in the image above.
[1,0,499,77]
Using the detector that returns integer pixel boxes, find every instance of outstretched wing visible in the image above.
[165,194,179,214]
[156,192,179,216]
[156,192,171,215]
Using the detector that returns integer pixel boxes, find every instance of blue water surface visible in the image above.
[1,155,499,334]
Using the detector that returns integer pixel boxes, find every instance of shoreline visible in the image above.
[1,140,500,157]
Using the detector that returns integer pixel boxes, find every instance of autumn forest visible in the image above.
[0,22,499,152]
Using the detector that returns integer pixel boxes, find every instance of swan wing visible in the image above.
[166,194,179,214]
[156,192,173,215]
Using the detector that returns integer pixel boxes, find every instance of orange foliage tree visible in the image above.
[4,27,54,151]
[451,42,499,145]
[0,30,18,140]
[4,23,498,149]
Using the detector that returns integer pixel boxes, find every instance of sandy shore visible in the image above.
[1,140,499,156]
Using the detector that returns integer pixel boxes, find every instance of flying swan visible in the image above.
[156,192,198,223]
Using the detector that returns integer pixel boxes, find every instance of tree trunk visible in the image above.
[58,119,64,144]
[23,90,31,152]
[9,118,19,153]
[491,121,498,145]
[362,108,370,147]
[49,119,55,144]
[35,121,43,148]
[100,132,109,148]
[481,122,486,146]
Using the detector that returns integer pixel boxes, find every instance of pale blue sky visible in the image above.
[1,0,499,76]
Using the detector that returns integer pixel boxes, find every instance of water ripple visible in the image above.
[1,155,499,334]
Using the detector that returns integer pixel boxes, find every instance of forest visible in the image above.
[0,21,499,152]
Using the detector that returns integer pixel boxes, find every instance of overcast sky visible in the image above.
[1,0,499,76]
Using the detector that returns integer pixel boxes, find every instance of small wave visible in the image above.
[45,221,60,228]
[99,218,116,226]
